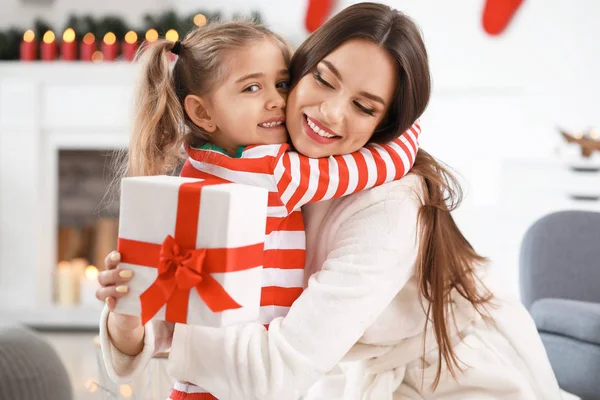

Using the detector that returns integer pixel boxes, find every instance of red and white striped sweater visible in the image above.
[172,122,420,399]
[180,122,420,326]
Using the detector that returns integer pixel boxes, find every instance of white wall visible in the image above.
[3,0,600,291]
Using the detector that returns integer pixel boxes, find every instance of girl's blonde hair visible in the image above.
[122,21,292,178]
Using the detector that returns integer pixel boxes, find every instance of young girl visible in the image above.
[100,21,420,399]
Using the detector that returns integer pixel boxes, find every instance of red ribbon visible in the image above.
[117,180,264,325]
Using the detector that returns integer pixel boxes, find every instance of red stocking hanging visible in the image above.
[482,0,524,35]
[305,0,334,33]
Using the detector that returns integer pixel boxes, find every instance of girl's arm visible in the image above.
[275,122,420,213]
[168,179,422,400]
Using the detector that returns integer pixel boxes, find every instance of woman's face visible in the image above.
[286,39,398,158]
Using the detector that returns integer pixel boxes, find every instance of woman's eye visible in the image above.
[354,101,375,116]
[276,80,290,91]
[313,70,334,89]
[243,84,260,93]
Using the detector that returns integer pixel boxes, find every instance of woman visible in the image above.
[98,3,561,399]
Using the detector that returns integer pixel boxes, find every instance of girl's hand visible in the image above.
[96,251,142,332]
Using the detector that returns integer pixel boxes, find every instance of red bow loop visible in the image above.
[159,235,206,291]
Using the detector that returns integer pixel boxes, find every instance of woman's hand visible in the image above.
[96,251,145,356]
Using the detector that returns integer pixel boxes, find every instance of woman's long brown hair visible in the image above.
[290,2,492,388]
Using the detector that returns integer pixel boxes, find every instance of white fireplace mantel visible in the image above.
[0,62,139,328]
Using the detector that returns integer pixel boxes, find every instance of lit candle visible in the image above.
[40,30,57,61]
[20,30,37,61]
[61,28,77,61]
[165,29,179,62]
[80,33,96,61]
[193,14,207,27]
[144,28,158,49]
[121,31,138,61]
[80,265,100,307]
[70,257,87,279]
[56,261,79,306]
[102,32,118,61]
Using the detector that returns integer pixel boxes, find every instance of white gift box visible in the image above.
[114,175,268,326]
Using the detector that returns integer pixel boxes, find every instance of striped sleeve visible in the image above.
[184,143,287,193]
[274,121,421,213]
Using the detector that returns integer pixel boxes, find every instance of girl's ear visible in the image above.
[184,94,217,133]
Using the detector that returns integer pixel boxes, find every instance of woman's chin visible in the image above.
[291,137,330,158]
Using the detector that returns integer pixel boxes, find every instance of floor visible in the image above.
[42,332,581,400]
[42,331,173,400]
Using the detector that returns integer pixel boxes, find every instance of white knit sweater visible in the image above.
[100,174,562,400]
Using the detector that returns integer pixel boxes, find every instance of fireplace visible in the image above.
[54,149,120,308]
[0,63,135,328]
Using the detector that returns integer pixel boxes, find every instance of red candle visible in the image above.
[61,28,77,61]
[102,32,118,61]
[20,30,37,61]
[121,31,138,61]
[40,30,57,61]
[80,33,96,61]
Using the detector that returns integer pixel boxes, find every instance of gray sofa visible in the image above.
[0,325,73,400]
[520,210,600,400]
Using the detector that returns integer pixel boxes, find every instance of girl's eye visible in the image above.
[354,101,375,116]
[313,69,334,89]
[243,84,260,93]
[276,80,290,91]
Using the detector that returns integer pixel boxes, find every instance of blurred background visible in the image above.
[0,0,598,399]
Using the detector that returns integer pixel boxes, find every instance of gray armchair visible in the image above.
[520,210,600,400]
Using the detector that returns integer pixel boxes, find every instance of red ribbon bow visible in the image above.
[159,235,207,291]
[118,180,264,325]
[136,234,243,325]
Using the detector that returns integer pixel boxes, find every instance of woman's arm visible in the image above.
[168,179,422,400]
[99,306,174,383]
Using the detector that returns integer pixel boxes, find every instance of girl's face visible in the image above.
[202,38,290,155]
[286,39,398,158]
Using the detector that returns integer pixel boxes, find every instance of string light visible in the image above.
[91,51,104,63]
[85,380,98,393]
[119,384,133,398]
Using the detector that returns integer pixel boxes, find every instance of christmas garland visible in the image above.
[0,9,262,60]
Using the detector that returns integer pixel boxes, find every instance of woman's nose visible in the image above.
[319,99,344,127]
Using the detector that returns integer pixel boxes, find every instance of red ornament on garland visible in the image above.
[482,0,525,35]
[305,0,335,33]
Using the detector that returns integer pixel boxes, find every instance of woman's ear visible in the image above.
[184,94,217,133]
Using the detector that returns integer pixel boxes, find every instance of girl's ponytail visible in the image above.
[128,39,184,177]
